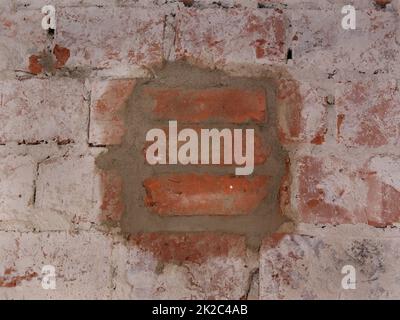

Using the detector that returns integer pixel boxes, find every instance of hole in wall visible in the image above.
[286,48,293,62]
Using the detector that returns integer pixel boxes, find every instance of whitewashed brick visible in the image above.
[0,154,35,220]
[0,231,112,299]
[260,225,400,299]
[0,79,87,144]
[54,7,165,77]
[35,153,104,228]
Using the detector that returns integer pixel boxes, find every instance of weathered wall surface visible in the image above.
[1,0,400,299]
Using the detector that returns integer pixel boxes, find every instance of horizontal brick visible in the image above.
[129,233,246,264]
[0,79,86,144]
[15,0,117,8]
[289,10,400,80]
[55,7,165,76]
[0,10,47,72]
[143,125,269,165]
[145,87,266,123]
[35,154,103,227]
[175,8,286,68]
[364,155,400,226]
[144,173,268,215]
[291,155,369,224]
[335,80,400,148]
[89,79,135,145]
[0,155,35,221]
[288,154,400,226]
[258,0,376,9]
[0,231,112,298]
[112,232,256,299]
[276,79,328,144]
[260,226,400,299]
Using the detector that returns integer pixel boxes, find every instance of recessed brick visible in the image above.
[142,125,270,166]
[144,87,266,124]
[144,173,269,216]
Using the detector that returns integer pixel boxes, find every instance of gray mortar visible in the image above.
[96,62,289,250]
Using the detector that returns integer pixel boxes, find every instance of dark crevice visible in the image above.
[89,143,107,148]
[286,48,293,62]
[241,268,259,300]
[32,163,40,206]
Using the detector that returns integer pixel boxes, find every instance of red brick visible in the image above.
[175,8,286,68]
[28,55,42,75]
[128,233,246,264]
[293,155,368,224]
[100,170,124,222]
[89,79,135,145]
[143,126,269,165]
[335,81,400,147]
[144,87,266,123]
[27,44,71,74]
[276,79,327,144]
[375,0,391,8]
[53,44,70,69]
[143,173,269,215]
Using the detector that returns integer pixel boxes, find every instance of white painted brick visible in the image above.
[260,225,400,299]
[288,9,400,80]
[0,230,112,299]
[15,0,118,9]
[0,9,48,72]
[174,8,286,69]
[35,152,104,228]
[0,154,35,220]
[112,239,257,299]
[0,79,87,144]
[54,7,166,77]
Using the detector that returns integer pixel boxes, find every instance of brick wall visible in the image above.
[1,0,400,299]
